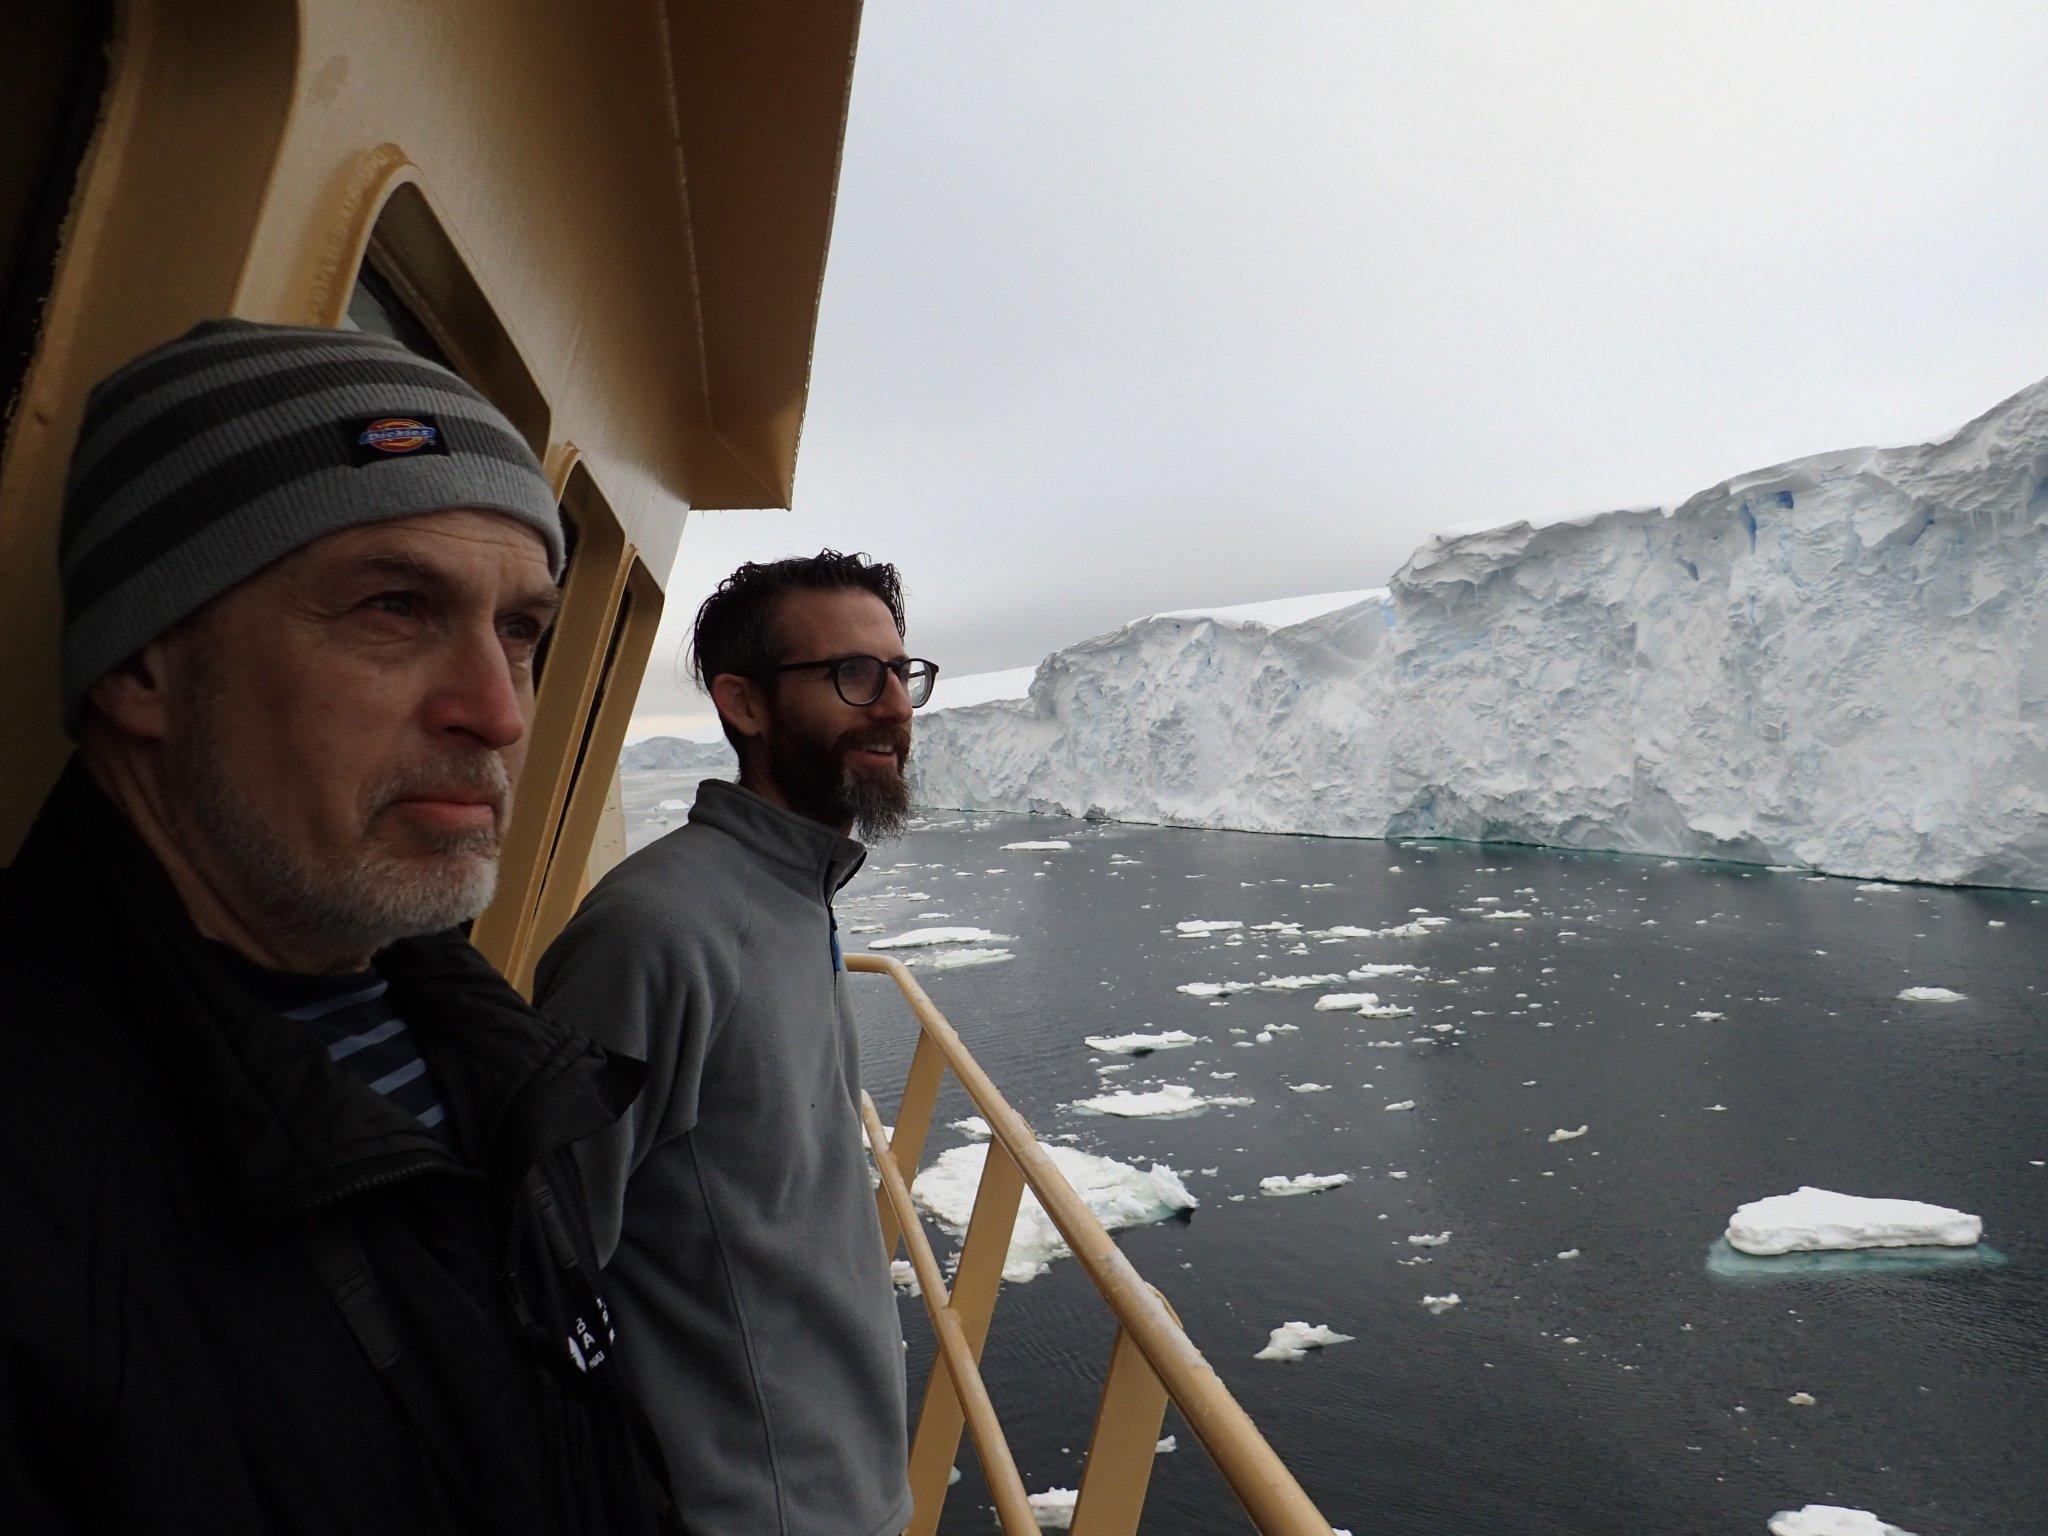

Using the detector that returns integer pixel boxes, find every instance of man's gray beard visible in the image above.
[840,767,910,843]
[163,692,505,962]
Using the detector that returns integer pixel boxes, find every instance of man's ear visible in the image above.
[86,638,179,742]
[708,672,770,744]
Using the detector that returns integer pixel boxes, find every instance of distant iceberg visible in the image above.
[911,381,2048,889]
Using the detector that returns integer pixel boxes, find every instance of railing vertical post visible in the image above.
[1068,1310,1176,1536]
[904,1138,1025,1536]
[875,1031,947,1257]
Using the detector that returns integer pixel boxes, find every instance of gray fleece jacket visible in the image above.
[536,779,910,1536]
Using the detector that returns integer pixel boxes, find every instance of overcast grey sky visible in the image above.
[630,0,2048,740]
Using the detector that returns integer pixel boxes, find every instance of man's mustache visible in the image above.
[368,754,512,826]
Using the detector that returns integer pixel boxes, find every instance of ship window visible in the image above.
[340,181,550,457]
[342,261,454,371]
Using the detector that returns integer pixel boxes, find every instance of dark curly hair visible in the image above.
[690,550,906,749]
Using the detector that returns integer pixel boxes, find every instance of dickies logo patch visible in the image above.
[345,415,449,464]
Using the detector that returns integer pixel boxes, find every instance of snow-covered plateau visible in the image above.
[911,381,2048,888]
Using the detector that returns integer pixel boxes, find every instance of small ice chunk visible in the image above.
[1155,1435,1176,1454]
[1787,1392,1816,1406]
[1314,992,1416,1019]
[949,1116,992,1139]
[872,926,1011,949]
[1481,910,1533,921]
[1547,1125,1588,1142]
[1259,972,1348,991]
[1407,1231,1450,1247]
[1855,882,1900,892]
[1287,1082,1333,1094]
[1896,986,1965,1003]
[1556,1248,1580,1260]
[1027,1486,1077,1528]
[1176,980,1253,997]
[1384,1100,1416,1112]
[1421,1293,1461,1314]
[1069,1084,1252,1118]
[1001,839,1071,851]
[1083,1029,1199,1055]
[1175,919,1243,935]
[1767,1505,1917,1536]
[889,1259,920,1295]
[1259,1172,1352,1197]
[1254,1321,1354,1361]
[929,947,1014,970]
[1725,1187,1982,1255]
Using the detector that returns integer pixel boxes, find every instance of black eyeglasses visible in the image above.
[767,654,939,708]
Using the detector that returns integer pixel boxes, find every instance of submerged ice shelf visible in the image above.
[912,1143,1196,1283]
[912,378,2048,889]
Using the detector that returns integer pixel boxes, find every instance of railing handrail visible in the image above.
[848,951,1335,1536]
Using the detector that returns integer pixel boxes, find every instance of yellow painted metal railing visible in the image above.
[849,952,1338,1536]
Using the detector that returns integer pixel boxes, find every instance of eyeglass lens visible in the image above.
[833,657,936,708]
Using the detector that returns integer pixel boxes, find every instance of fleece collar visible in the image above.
[688,778,867,903]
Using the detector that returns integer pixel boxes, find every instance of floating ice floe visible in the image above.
[927,947,1014,970]
[1480,909,1534,921]
[1421,1293,1461,1314]
[1767,1505,1918,1536]
[912,1143,1196,1283]
[1547,1125,1588,1142]
[1155,1435,1176,1454]
[1176,980,1253,998]
[1725,1187,1982,1256]
[1312,992,1416,1018]
[1556,1248,1580,1260]
[1253,1321,1354,1361]
[1259,1173,1352,1197]
[871,926,1012,949]
[1384,1100,1416,1112]
[888,1259,920,1295]
[949,1116,992,1139]
[1026,1486,1077,1529]
[1347,963,1424,979]
[1287,1082,1333,1094]
[1082,1029,1199,1055]
[1692,1010,1726,1020]
[1068,1084,1253,1118]
[1407,1231,1450,1247]
[1257,972,1349,991]
[1896,985,1966,1003]
[1175,919,1243,935]
[1001,839,1071,851]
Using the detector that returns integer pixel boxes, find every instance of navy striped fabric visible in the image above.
[216,949,449,1134]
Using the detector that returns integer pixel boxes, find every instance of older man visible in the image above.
[0,320,672,1533]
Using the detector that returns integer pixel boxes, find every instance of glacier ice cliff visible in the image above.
[911,379,2048,888]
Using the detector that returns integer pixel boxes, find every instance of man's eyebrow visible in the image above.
[340,554,565,618]
[513,585,566,621]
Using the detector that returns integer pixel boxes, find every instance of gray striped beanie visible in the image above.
[59,317,563,733]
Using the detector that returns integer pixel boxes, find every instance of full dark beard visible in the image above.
[763,717,912,842]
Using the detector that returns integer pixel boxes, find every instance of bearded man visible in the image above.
[0,319,673,1533]
[536,552,934,1536]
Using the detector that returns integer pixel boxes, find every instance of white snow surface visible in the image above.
[1767,1505,1918,1536]
[1069,1084,1252,1117]
[1082,1029,1200,1054]
[1253,1321,1355,1361]
[912,382,2048,889]
[911,1143,1197,1283]
[870,926,1010,949]
[1259,1172,1353,1196]
[1726,1187,1982,1256]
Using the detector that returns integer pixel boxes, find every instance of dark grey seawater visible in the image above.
[620,779,2047,1534]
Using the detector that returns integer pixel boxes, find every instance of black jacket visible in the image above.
[0,764,676,1534]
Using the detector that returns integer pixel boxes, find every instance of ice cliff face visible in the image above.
[911,380,2048,888]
